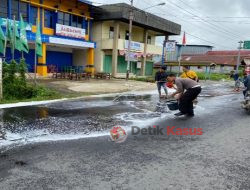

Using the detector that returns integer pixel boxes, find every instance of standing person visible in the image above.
[180,66,199,82]
[167,73,201,117]
[242,72,250,97]
[155,66,168,98]
[230,70,240,92]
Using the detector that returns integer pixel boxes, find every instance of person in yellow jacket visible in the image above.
[180,66,199,82]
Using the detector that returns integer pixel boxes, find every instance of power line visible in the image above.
[146,5,237,48]
[154,7,239,42]
[164,0,243,40]
[173,0,246,40]
[93,0,239,49]
[138,0,237,48]
[152,9,237,44]
[184,31,233,49]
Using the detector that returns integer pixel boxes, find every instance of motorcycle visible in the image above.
[242,90,250,112]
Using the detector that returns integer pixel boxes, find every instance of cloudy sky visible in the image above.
[92,0,250,50]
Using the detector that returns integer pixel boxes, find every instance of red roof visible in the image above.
[206,50,250,56]
[180,50,250,66]
[181,55,237,66]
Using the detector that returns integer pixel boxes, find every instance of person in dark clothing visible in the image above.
[243,73,250,97]
[230,71,240,91]
[167,73,202,117]
[155,66,168,98]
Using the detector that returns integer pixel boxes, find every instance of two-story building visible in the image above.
[92,3,181,77]
[0,0,96,76]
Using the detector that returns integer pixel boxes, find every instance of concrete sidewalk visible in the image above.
[35,78,156,94]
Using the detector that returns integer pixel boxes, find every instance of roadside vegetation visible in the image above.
[196,72,231,81]
[1,59,61,104]
[131,71,234,83]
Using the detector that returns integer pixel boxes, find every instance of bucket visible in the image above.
[167,100,179,111]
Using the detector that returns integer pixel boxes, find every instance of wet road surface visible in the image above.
[0,82,250,190]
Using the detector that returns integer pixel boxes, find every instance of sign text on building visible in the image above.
[56,24,85,39]
[125,40,143,52]
[165,41,176,52]
[49,37,95,48]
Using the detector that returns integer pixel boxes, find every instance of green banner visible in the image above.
[35,19,43,57]
[243,41,250,49]
[0,17,32,31]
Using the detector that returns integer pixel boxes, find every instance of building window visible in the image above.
[44,9,54,28]
[72,15,77,27]
[77,16,83,28]
[147,36,151,44]
[30,6,38,25]
[125,30,129,40]
[64,13,70,25]
[11,0,19,19]
[72,15,83,28]
[58,12,70,26]
[0,0,8,18]
[58,11,64,24]
[109,26,114,39]
[20,2,28,21]
[85,19,89,35]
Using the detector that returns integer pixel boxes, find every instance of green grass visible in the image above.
[0,85,63,104]
[131,71,232,83]
[196,72,231,81]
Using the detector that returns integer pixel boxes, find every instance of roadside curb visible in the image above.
[0,90,155,109]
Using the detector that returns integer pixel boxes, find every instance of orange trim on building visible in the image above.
[37,44,47,76]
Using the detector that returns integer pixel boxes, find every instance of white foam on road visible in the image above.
[0,92,236,150]
[0,130,110,150]
[0,101,209,151]
[0,99,68,109]
[0,90,158,109]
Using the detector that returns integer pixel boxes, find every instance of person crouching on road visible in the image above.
[167,73,202,117]
[180,66,199,82]
[155,66,168,98]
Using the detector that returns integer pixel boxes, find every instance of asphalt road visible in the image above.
[0,83,250,190]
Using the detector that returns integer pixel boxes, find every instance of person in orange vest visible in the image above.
[180,66,199,82]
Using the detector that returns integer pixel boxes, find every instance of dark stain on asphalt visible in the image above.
[15,161,27,166]
[0,154,8,159]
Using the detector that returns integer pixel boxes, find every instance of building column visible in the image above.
[86,48,95,74]
[162,35,169,66]
[141,29,148,76]
[37,43,47,76]
[112,22,120,77]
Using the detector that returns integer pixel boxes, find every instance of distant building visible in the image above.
[242,57,250,75]
[166,44,213,61]
[92,3,181,77]
[155,50,250,74]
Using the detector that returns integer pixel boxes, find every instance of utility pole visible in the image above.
[126,0,133,80]
[161,37,168,65]
[178,45,183,76]
[236,41,243,74]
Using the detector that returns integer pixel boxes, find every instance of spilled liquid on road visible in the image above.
[0,82,237,150]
